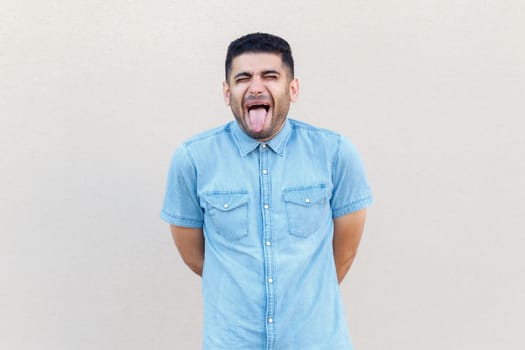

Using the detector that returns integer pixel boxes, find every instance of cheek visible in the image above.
[271,90,288,107]
[231,90,245,106]
[232,96,243,109]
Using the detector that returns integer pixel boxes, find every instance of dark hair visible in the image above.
[225,32,294,80]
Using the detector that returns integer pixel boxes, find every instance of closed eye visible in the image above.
[233,72,252,83]
[235,77,250,83]
[264,74,278,80]
[262,69,281,79]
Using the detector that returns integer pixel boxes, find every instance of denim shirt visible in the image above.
[161,119,373,350]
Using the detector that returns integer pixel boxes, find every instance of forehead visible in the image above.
[230,52,286,75]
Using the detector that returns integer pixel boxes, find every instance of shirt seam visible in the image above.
[330,134,343,188]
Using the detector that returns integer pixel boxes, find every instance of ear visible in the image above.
[289,78,299,103]
[223,81,231,106]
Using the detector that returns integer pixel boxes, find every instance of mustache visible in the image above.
[243,95,271,104]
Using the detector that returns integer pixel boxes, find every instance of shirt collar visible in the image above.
[230,119,292,157]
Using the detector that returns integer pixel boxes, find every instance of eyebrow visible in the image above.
[261,70,280,76]
[233,70,281,80]
[233,72,252,80]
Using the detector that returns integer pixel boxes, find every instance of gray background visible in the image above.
[1,1,524,349]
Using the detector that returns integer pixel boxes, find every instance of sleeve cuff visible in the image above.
[332,195,374,218]
[160,209,203,228]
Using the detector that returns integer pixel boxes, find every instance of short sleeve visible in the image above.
[160,144,204,228]
[330,136,374,218]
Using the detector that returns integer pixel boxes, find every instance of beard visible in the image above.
[230,94,290,141]
[232,108,288,141]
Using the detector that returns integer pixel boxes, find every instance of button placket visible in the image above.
[260,142,275,349]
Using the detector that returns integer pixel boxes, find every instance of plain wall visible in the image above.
[1,1,524,349]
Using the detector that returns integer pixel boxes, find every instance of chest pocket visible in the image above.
[283,185,331,238]
[203,192,249,241]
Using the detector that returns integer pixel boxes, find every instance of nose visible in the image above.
[249,76,264,96]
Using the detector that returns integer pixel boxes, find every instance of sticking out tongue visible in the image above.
[248,108,267,132]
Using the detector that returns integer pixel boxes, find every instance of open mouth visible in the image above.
[246,103,271,132]
[247,103,270,112]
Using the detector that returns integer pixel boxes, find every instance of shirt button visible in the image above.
[223,203,229,208]
[262,144,267,149]
[262,169,268,175]
[265,241,271,246]
[305,198,311,203]
[268,318,273,323]
[263,204,269,209]
[268,278,273,283]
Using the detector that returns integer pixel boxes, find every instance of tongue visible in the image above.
[248,108,267,132]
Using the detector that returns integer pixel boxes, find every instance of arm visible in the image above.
[332,208,367,284]
[170,225,205,277]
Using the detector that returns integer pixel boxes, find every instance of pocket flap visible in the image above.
[283,186,330,207]
[203,192,248,212]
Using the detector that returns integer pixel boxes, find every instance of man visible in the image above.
[161,33,373,349]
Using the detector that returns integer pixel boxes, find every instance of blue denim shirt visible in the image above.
[161,119,373,349]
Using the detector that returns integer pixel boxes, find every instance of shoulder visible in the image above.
[288,118,346,148]
[288,118,365,164]
[182,122,234,148]
[289,118,340,136]
[172,122,237,167]
[289,118,344,141]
